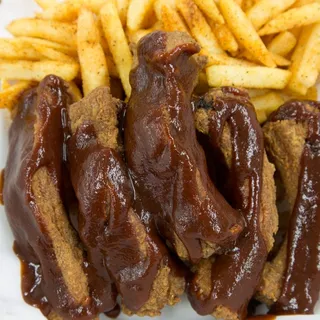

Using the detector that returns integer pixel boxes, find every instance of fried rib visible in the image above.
[3,75,99,319]
[191,87,278,320]
[125,31,244,264]
[67,87,184,317]
[257,100,320,314]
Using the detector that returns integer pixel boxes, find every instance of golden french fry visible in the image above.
[0,60,79,82]
[246,0,296,30]
[101,1,132,96]
[241,0,257,11]
[252,92,284,115]
[0,81,35,110]
[17,37,77,57]
[1,79,11,90]
[210,23,239,54]
[177,0,225,55]
[287,24,320,95]
[128,28,152,44]
[7,19,77,47]
[0,39,43,61]
[247,88,271,97]
[35,0,57,9]
[32,44,76,63]
[106,56,119,78]
[127,0,155,31]
[193,0,224,24]
[267,31,297,57]
[201,49,257,67]
[271,52,291,67]
[292,0,319,8]
[219,0,275,67]
[154,1,189,33]
[67,81,83,102]
[115,0,130,26]
[78,8,109,96]
[36,1,81,22]
[259,3,320,36]
[206,65,291,89]
[255,108,267,123]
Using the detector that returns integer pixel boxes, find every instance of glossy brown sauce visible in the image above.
[0,169,4,205]
[68,122,162,312]
[3,76,111,319]
[189,87,268,319]
[124,31,244,264]
[269,100,320,315]
[248,316,276,320]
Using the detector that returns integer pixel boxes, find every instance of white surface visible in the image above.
[0,1,319,319]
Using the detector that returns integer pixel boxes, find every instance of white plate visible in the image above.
[0,1,319,319]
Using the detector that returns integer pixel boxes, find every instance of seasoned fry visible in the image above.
[67,81,82,102]
[259,3,320,36]
[127,0,155,31]
[101,1,132,96]
[219,0,275,67]
[115,0,130,26]
[7,19,77,47]
[271,52,291,67]
[36,1,81,22]
[32,44,76,63]
[210,23,239,54]
[0,60,79,82]
[106,56,119,78]
[0,81,35,110]
[247,88,271,97]
[292,0,318,8]
[206,65,291,89]
[252,92,284,116]
[1,79,11,91]
[78,8,109,95]
[18,37,77,57]
[155,1,189,33]
[267,31,297,57]
[193,0,224,24]
[177,0,225,55]
[246,0,296,30]
[287,23,320,95]
[35,0,57,9]
[201,49,257,67]
[0,39,43,61]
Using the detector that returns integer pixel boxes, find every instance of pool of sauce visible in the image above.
[268,100,320,315]
[124,31,244,264]
[189,87,267,319]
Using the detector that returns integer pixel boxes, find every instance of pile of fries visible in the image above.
[0,0,319,123]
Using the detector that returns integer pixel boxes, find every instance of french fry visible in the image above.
[106,56,119,78]
[241,0,257,11]
[128,28,153,44]
[67,81,83,102]
[177,0,225,55]
[115,0,130,26]
[219,0,276,67]
[247,88,271,97]
[201,49,257,67]
[35,0,57,9]
[7,19,77,47]
[36,1,81,22]
[32,44,76,63]
[255,108,267,123]
[17,37,77,57]
[246,0,296,30]
[127,0,155,31]
[210,22,239,54]
[206,65,291,89]
[0,81,35,110]
[267,31,297,57]
[0,39,43,61]
[0,60,79,82]
[78,8,109,96]
[1,79,11,90]
[101,1,132,96]
[195,71,209,95]
[154,1,189,33]
[292,0,318,8]
[193,0,224,24]
[259,3,320,36]
[287,23,320,95]
[271,52,291,67]
[252,92,284,117]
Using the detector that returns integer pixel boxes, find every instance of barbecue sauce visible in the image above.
[268,100,320,315]
[189,87,268,319]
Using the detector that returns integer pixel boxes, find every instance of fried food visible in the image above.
[67,87,184,317]
[190,87,278,320]
[258,100,320,314]
[3,75,111,319]
[125,31,244,264]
